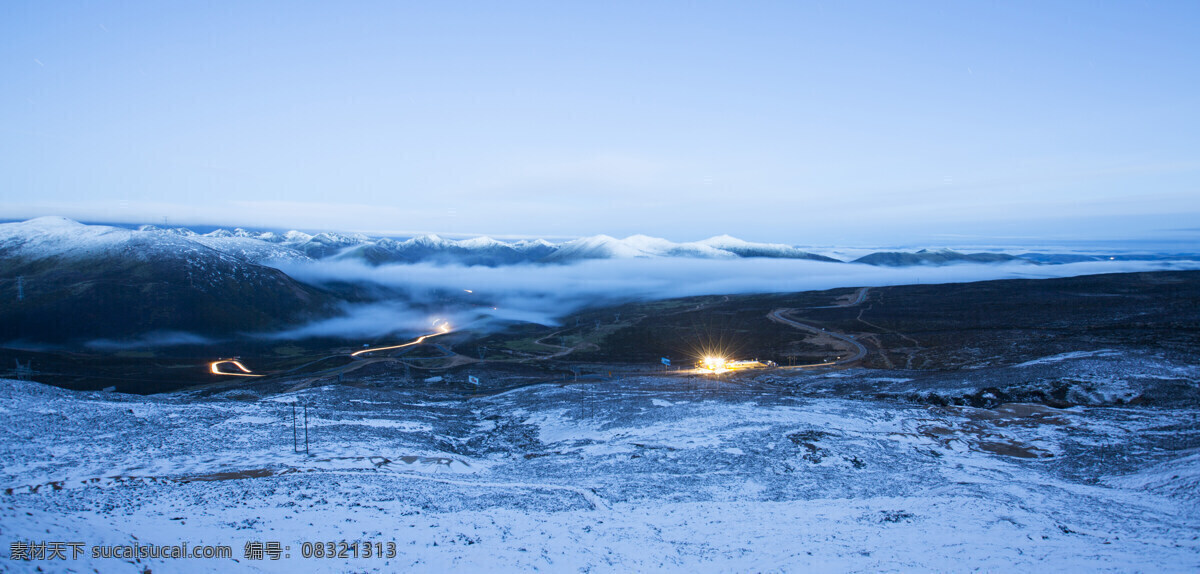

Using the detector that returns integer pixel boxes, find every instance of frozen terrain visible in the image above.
[2,352,1198,572]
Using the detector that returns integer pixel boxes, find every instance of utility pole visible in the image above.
[304,404,310,456]
[14,359,32,381]
[292,403,299,453]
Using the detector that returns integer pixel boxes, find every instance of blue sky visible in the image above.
[3,1,1198,244]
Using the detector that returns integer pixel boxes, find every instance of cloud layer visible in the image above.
[268,257,1200,340]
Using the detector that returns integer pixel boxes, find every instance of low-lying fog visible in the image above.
[264,257,1200,341]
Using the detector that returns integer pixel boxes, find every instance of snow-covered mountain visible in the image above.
[14,217,1193,272]
[697,235,841,262]
[852,248,1023,266]
[125,221,856,266]
[0,217,335,343]
[223,228,845,265]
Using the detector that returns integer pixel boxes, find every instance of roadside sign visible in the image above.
[661,357,670,366]
[468,375,480,385]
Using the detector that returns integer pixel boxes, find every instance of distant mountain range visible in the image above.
[131,224,843,266]
[108,220,1181,267]
[4,218,1194,270]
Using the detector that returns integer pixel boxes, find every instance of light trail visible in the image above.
[351,323,452,357]
[209,359,263,377]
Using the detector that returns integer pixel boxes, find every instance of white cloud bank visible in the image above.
[265,257,1200,340]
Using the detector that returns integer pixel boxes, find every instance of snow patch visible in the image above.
[1015,349,1124,368]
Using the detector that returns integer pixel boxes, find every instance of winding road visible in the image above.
[768,286,870,369]
[808,286,870,309]
[768,309,867,366]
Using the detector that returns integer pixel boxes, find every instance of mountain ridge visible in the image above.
[0,217,338,344]
[6,217,1195,269]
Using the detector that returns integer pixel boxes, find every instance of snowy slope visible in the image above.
[1,217,309,266]
[1,367,1198,572]
[698,234,841,261]
[1,216,158,260]
[542,234,656,261]
[187,235,311,264]
[541,234,825,262]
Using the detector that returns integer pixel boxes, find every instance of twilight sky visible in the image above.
[2,1,1198,244]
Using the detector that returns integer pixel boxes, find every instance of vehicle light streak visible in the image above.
[351,323,452,357]
[209,359,262,377]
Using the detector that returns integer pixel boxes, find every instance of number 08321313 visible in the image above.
[300,541,397,559]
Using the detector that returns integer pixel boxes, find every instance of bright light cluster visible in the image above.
[701,355,728,372]
[432,317,452,333]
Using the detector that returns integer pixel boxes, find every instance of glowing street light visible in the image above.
[701,355,728,372]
